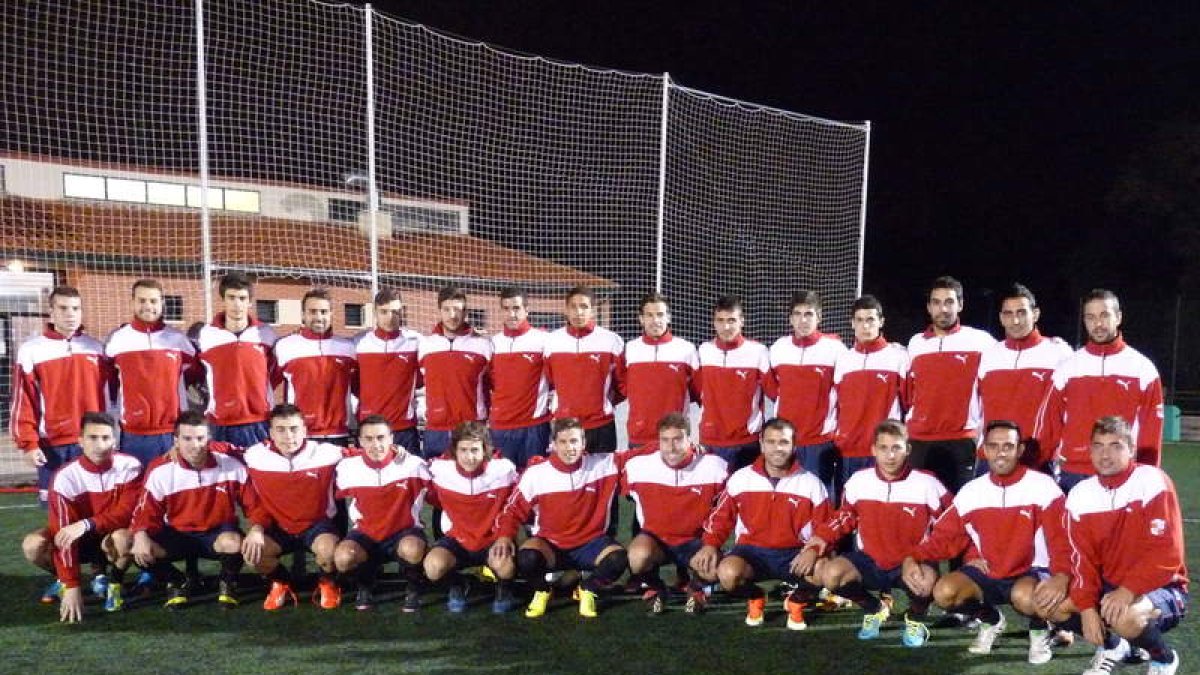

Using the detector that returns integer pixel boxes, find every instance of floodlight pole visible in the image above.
[195,0,214,321]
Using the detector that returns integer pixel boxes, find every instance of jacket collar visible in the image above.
[174,449,218,470]
[874,463,912,482]
[566,322,596,339]
[854,335,888,354]
[130,317,165,333]
[988,464,1028,487]
[374,327,401,340]
[502,320,532,338]
[44,324,85,340]
[641,330,674,345]
[432,322,472,337]
[750,454,801,478]
[1004,328,1043,350]
[212,312,263,331]
[549,452,584,473]
[714,335,746,351]
[1085,334,1127,356]
[455,458,490,478]
[361,447,398,470]
[792,331,823,348]
[78,453,114,473]
[299,327,333,340]
[922,322,962,338]
[1097,461,1137,490]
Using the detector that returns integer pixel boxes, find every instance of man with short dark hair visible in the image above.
[274,288,357,446]
[107,278,199,465]
[196,272,277,447]
[617,292,698,449]
[11,285,112,505]
[419,285,492,458]
[21,412,141,622]
[489,286,551,469]
[354,288,422,453]
[1035,289,1164,491]
[696,295,770,470]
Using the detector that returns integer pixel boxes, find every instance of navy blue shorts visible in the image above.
[346,526,426,563]
[119,431,173,467]
[391,428,421,456]
[844,549,903,592]
[432,536,490,568]
[490,422,550,470]
[267,519,339,556]
[796,441,837,498]
[212,421,268,448]
[727,544,802,582]
[1100,581,1189,633]
[422,429,452,459]
[583,421,617,454]
[641,531,703,569]
[959,565,1036,607]
[37,443,82,499]
[709,443,760,472]
[545,535,620,572]
[154,524,240,561]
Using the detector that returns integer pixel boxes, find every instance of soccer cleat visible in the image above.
[447,582,469,613]
[524,589,552,618]
[262,581,297,611]
[642,589,665,615]
[164,581,191,610]
[313,577,341,610]
[857,602,891,640]
[354,588,374,611]
[103,582,124,612]
[783,595,808,631]
[968,611,1006,654]
[491,585,516,614]
[90,574,109,598]
[478,566,497,583]
[744,597,766,627]
[1147,650,1180,675]
[933,611,969,629]
[402,587,421,613]
[1027,629,1053,665]
[578,587,599,618]
[1051,628,1074,648]
[902,615,930,647]
[815,587,854,612]
[1082,638,1131,675]
[217,580,239,608]
[40,580,63,604]
[684,589,707,615]
[131,570,155,597]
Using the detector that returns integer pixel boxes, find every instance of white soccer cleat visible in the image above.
[967,611,1006,655]
[1082,638,1131,675]
[1147,650,1180,675]
[1027,629,1053,665]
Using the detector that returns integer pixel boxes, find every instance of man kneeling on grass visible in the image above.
[490,417,627,619]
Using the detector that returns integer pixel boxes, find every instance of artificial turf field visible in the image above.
[1,445,1197,675]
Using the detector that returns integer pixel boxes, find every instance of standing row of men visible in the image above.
[11,273,1163,506]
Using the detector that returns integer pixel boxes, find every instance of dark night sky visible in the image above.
[370,2,1200,376]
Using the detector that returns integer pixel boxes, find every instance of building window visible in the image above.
[255,299,278,324]
[163,295,184,322]
[345,303,365,328]
[529,311,560,330]
[63,173,106,199]
[328,198,362,223]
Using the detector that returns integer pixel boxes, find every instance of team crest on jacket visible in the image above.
[1150,518,1166,536]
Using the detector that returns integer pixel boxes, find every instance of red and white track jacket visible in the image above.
[833,336,908,458]
[701,456,831,549]
[427,455,518,551]
[489,322,551,430]
[495,452,620,549]
[242,439,340,534]
[48,453,143,588]
[274,328,357,437]
[976,329,1072,465]
[336,447,430,542]
[197,314,277,427]
[911,466,1071,579]
[10,326,111,451]
[130,444,246,535]
[419,324,492,432]
[354,327,421,431]
[1065,463,1187,611]
[544,323,624,430]
[617,332,698,446]
[814,466,949,569]
[624,449,727,546]
[696,336,771,447]
[106,318,197,436]
[1035,336,1164,474]
[768,332,847,446]
[905,324,995,441]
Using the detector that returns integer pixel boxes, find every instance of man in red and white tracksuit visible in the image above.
[693,418,833,630]
[696,295,770,470]
[10,286,112,504]
[1042,416,1187,675]
[21,412,141,623]
[544,286,624,453]
[1034,289,1163,492]
[418,285,492,458]
[333,414,431,611]
[274,288,358,445]
[901,420,1072,662]
[767,290,847,496]
[106,279,199,465]
[491,418,628,619]
[617,292,698,450]
[976,283,1072,475]
[905,276,996,494]
[240,404,343,610]
[128,410,246,607]
[623,412,727,613]
[354,288,422,453]
[489,287,552,468]
[832,295,908,493]
[196,272,277,448]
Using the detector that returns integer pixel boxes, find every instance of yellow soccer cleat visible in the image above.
[577,587,599,618]
[525,589,551,618]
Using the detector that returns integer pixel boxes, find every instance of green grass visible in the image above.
[3,445,1199,674]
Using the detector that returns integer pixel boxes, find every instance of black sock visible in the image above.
[729,583,765,600]
[976,605,1002,625]
[1132,623,1172,663]
[266,564,291,584]
[1102,631,1121,650]
[185,555,200,579]
[908,595,931,618]
[1056,613,1083,634]
[109,565,127,585]
[354,562,377,591]
[584,549,629,592]
[1029,617,1048,631]
[835,581,880,612]
[634,570,666,595]
[218,553,243,583]
[517,549,550,591]
[785,579,820,604]
[150,561,185,585]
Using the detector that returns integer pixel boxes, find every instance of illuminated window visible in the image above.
[186,185,224,209]
[63,174,106,199]
[106,178,147,203]
[147,182,188,206]
[224,189,260,213]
